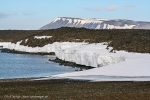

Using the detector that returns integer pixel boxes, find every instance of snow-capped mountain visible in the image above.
[40,17,150,30]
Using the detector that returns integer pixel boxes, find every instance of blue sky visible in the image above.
[0,0,149,30]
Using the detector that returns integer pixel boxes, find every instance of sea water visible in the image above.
[0,50,77,79]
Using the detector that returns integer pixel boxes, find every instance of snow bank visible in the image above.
[0,42,11,47]
[2,41,53,53]
[53,51,150,81]
[2,42,87,53]
[55,43,125,67]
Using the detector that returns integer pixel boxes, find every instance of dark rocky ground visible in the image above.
[0,79,150,100]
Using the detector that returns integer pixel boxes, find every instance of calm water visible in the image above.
[0,49,77,79]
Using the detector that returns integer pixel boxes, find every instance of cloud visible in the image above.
[84,6,101,12]
[105,5,117,11]
[123,5,136,9]
[23,12,34,15]
[0,13,10,18]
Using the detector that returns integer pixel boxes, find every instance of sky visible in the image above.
[0,0,150,30]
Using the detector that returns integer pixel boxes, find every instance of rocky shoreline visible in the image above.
[49,57,94,70]
[1,48,55,55]
[0,77,89,83]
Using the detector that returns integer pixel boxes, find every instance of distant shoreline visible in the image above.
[0,77,89,83]
[1,48,55,55]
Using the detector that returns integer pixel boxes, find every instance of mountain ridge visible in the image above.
[40,17,150,30]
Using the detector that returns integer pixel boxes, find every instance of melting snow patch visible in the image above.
[34,36,52,39]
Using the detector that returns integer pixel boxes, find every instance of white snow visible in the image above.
[107,24,136,29]
[25,39,28,43]
[53,17,61,23]
[103,24,107,29]
[0,42,11,47]
[1,41,150,81]
[80,19,103,25]
[34,36,52,39]
[2,41,53,53]
[103,24,136,29]
[55,43,125,67]
[2,42,87,53]
[95,25,101,29]
[55,17,106,27]
[53,50,150,81]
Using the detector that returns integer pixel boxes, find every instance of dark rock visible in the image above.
[50,57,94,70]
[1,48,55,55]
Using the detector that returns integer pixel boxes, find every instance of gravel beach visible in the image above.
[1,78,150,100]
